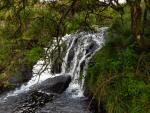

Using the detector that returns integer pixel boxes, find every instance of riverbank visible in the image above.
[84,14,150,113]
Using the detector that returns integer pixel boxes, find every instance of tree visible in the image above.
[126,0,150,49]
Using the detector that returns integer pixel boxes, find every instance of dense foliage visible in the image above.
[85,7,150,113]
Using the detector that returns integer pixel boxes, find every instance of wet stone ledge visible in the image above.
[13,91,57,113]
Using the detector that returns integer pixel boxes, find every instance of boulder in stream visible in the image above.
[32,74,71,94]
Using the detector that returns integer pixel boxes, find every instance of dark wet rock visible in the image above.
[51,61,62,74]
[80,60,85,73]
[13,91,56,113]
[67,48,75,69]
[12,75,71,113]
[0,75,71,113]
[32,74,71,94]
[86,41,99,54]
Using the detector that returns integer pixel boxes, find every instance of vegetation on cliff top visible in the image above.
[85,6,150,113]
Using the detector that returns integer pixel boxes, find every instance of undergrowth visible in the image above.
[84,11,150,113]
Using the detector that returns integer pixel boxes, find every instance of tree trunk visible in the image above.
[131,3,145,48]
[129,0,150,50]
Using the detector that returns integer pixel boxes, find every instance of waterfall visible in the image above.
[2,27,108,100]
[61,27,108,98]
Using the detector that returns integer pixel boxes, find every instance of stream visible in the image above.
[0,27,108,113]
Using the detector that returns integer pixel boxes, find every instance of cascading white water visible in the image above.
[61,27,108,98]
[1,27,108,100]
